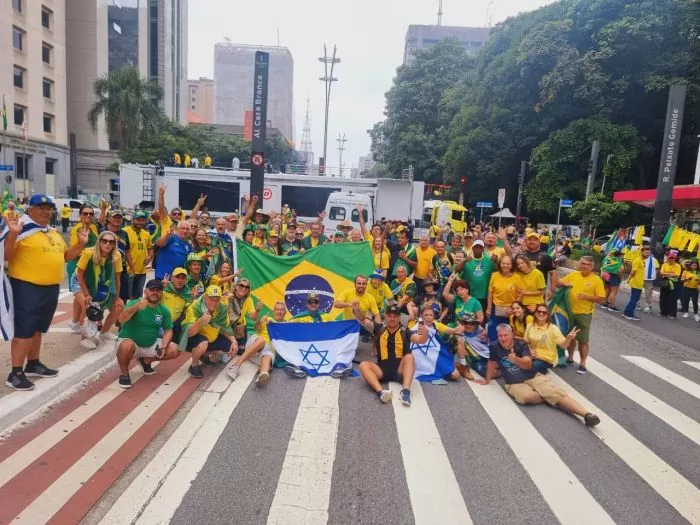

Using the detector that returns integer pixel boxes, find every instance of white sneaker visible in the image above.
[643,306,651,313]
[100,331,118,341]
[695,314,700,323]
[79,338,97,350]
[69,321,81,334]
[378,389,392,403]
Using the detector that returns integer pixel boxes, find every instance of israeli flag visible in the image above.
[410,323,455,382]
[268,320,359,377]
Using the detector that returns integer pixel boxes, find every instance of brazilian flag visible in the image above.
[236,241,375,330]
[548,287,574,368]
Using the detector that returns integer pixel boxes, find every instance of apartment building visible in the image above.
[186,77,214,123]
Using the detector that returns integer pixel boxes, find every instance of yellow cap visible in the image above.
[172,267,187,277]
[205,285,222,297]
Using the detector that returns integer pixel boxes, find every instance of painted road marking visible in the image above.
[682,361,700,373]
[622,356,700,401]
[391,381,472,525]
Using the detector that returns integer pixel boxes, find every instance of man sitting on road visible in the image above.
[334,274,382,333]
[477,324,600,427]
[359,305,427,406]
[115,279,179,389]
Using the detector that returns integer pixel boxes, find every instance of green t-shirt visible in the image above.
[455,296,483,316]
[118,300,173,347]
[392,243,417,277]
[459,256,494,300]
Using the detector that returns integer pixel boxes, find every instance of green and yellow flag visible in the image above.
[1,96,7,131]
[548,287,574,368]
[236,241,375,324]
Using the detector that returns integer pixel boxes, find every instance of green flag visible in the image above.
[662,225,675,246]
[548,287,575,368]
[1,96,7,131]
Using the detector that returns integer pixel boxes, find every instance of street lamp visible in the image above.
[600,154,613,195]
[319,45,340,175]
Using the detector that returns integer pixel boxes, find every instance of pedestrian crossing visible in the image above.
[0,353,699,525]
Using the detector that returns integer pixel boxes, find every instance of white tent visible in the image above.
[490,208,516,219]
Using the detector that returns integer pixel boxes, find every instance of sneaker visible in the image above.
[600,304,610,311]
[255,371,270,387]
[100,331,118,341]
[226,364,240,380]
[622,314,640,321]
[139,358,156,376]
[377,389,392,403]
[695,314,700,323]
[68,321,81,334]
[6,371,35,391]
[584,413,601,427]
[283,365,307,379]
[682,312,689,319]
[566,359,575,365]
[188,365,204,379]
[330,366,353,379]
[80,338,97,350]
[576,365,587,375]
[24,361,58,378]
[643,306,651,313]
[400,388,412,406]
[669,316,677,319]
[608,306,620,312]
[118,374,132,389]
[200,355,215,367]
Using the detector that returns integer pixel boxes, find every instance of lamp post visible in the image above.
[319,45,340,174]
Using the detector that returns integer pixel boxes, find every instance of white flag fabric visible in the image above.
[409,323,456,382]
[267,320,359,377]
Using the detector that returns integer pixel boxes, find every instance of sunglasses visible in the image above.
[307,299,320,305]
[172,211,182,216]
[237,284,250,289]
[535,310,548,315]
[82,212,95,216]
[100,239,116,245]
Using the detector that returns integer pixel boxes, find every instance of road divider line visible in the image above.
[549,372,700,524]
[391,381,472,525]
[682,361,700,373]
[622,356,700,401]
[13,360,192,524]
[466,378,613,525]
[586,357,700,447]
[104,364,255,525]
[266,377,340,525]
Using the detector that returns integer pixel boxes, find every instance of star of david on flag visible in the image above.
[410,323,456,382]
[300,344,331,372]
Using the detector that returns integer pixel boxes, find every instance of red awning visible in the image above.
[613,184,700,209]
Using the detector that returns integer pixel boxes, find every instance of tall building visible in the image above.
[186,77,214,124]
[214,44,294,143]
[1,0,70,198]
[403,25,491,64]
[358,155,376,176]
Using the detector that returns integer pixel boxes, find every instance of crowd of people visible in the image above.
[4,187,695,426]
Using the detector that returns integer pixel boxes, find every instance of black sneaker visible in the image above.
[189,365,204,379]
[139,358,156,376]
[24,361,58,378]
[330,366,353,379]
[284,365,307,379]
[118,374,132,389]
[576,365,588,375]
[6,371,35,391]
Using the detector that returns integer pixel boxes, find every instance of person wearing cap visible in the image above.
[367,269,393,315]
[67,204,99,291]
[252,223,268,248]
[290,292,333,324]
[280,222,302,255]
[155,219,193,280]
[3,195,89,390]
[180,285,238,378]
[301,222,328,250]
[415,276,445,321]
[454,239,495,312]
[389,266,416,311]
[122,210,153,300]
[658,250,682,319]
[184,253,205,298]
[523,231,557,294]
[115,279,178,389]
[226,213,239,234]
[679,259,700,322]
[463,232,474,257]
[557,256,606,375]
[358,304,427,406]
[161,267,191,342]
[261,228,280,255]
[337,220,353,236]
[332,229,346,243]
[455,311,488,379]
[254,208,270,225]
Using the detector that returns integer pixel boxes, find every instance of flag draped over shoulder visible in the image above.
[236,241,374,323]
[548,287,574,368]
[268,320,359,376]
[410,325,455,382]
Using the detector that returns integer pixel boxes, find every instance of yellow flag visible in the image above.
[634,225,645,245]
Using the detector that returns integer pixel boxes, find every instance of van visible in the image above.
[323,192,374,235]
[431,201,468,234]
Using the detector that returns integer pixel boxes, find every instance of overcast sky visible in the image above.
[188,0,554,170]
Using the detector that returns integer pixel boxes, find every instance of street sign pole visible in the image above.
[497,188,506,228]
[250,51,270,206]
[556,200,562,227]
[479,206,484,224]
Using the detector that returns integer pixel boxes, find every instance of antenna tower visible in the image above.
[336,133,347,176]
[300,97,314,165]
[437,0,443,26]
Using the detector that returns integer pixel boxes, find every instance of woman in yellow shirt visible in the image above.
[524,304,579,373]
[659,251,682,318]
[208,261,241,297]
[680,260,699,321]
[486,255,518,341]
[371,236,391,278]
[513,254,546,311]
[508,301,533,341]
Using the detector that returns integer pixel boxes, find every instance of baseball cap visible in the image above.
[386,304,401,316]
[172,267,187,277]
[108,209,124,218]
[133,210,148,219]
[472,239,485,247]
[205,285,222,297]
[668,250,678,259]
[255,208,270,216]
[269,229,280,237]
[287,222,297,228]
[526,232,540,240]
[307,291,320,301]
[334,230,346,237]
[459,312,479,324]
[29,194,54,207]
[369,269,385,281]
[145,278,164,290]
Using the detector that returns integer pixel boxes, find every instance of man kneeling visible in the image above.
[116,279,179,389]
[358,304,427,407]
[477,324,600,427]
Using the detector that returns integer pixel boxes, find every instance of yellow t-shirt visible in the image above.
[514,269,546,306]
[60,207,72,219]
[415,246,437,280]
[3,209,20,222]
[123,226,153,274]
[408,319,449,336]
[70,223,99,247]
[486,246,505,260]
[204,156,212,167]
[372,248,391,271]
[162,289,188,320]
[540,235,550,245]
[336,288,379,320]
[682,270,700,289]
[256,316,276,344]
[183,303,231,342]
[76,247,123,272]
[209,274,233,295]
[660,262,681,279]
[292,312,333,323]
[488,272,518,307]
[628,257,646,289]
[8,229,67,285]
[367,281,393,311]
[236,296,256,327]
[560,271,605,315]
[525,323,566,365]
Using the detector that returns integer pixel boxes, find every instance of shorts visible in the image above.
[606,274,621,287]
[10,278,59,338]
[571,314,592,344]
[379,361,403,383]
[246,334,275,359]
[115,337,163,359]
[186,333,231,353]
[505,374,567,406]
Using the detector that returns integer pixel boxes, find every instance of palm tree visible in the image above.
[88,67,164,150]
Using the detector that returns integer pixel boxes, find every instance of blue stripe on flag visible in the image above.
[268,319,360,342]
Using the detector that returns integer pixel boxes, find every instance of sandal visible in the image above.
[455,363,474,381]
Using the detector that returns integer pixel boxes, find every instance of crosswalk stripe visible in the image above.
[549,372,700,524]
[622,356,700,401]
[0,362,158,488]
[13,360,192,524]
[586,357,700,447]
[683,361,700,372]
[390,381,472,525]
[266,377,340,525]
[466,378,614,525]
[99,364,247,525]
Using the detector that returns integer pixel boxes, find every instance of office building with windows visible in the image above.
[403,25,491,64]
[187,77,214,123]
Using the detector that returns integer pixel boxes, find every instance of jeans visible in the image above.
[680,287,699,314]
[659,286,679,317]
[624,288,642,317]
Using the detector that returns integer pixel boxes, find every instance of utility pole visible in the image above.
[319,45,340,175]
[515,160,526,220]
[585,140,600,199]
[694,134,700,185]
[336,133,347,177]
[600,154,613,195]
[437,0,443,25]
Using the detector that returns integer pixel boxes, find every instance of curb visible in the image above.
[0,342,116,437]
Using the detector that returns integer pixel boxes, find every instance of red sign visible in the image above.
[263,188,272,200]
[244,111,253,141]
[252,153,264,167]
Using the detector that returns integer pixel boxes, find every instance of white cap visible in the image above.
[472,239,485,247]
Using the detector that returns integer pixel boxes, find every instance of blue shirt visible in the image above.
[155,234,193,279]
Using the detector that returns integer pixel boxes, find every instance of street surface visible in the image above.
[0,302,697,525]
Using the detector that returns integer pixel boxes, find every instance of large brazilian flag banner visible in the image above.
[548,287,574,368]
[236,241,375,326]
